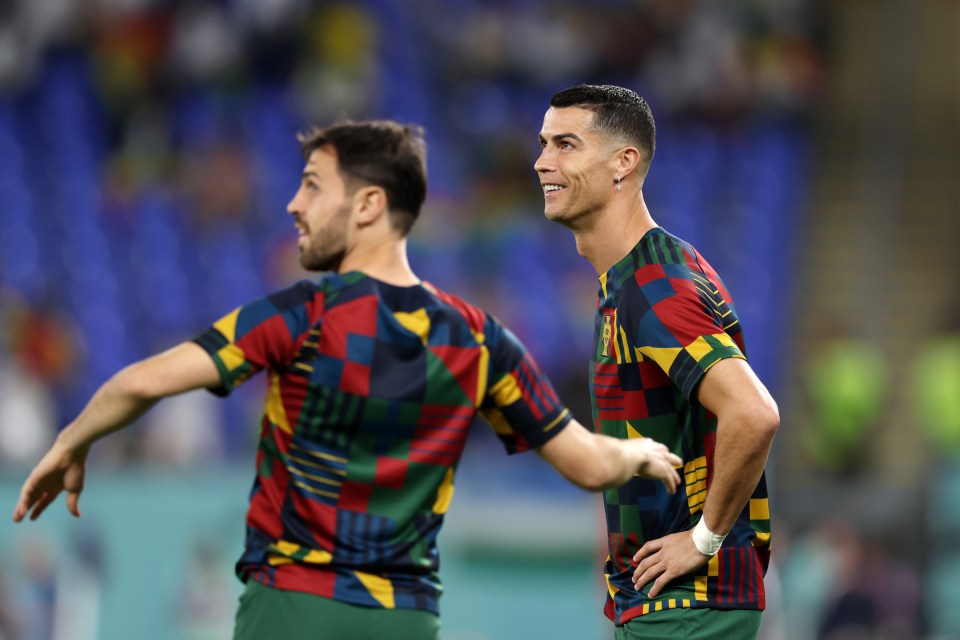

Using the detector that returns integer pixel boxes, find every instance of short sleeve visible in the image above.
[479,316,571,454]
[192,280,324,396]
[622,265,746,401]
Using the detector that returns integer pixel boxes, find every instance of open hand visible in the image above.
[12,442,88,522]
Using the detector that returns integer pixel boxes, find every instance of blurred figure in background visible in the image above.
[0,290,78,466]
[801,321,889,475]
[535,84,779,639]
[0,2,829,639]
[780,520,923,640]
[13,119,683,640]
[910,305,960,459]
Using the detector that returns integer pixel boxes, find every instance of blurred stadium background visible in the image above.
[0,0,957,638]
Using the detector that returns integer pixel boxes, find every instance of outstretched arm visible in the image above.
[537,420,682,493]
[13,342,221,522]
[632,357,779,597]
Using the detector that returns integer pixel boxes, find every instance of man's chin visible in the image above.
[543,207,566,223]
[299,252,343,273]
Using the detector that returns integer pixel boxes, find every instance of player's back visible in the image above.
[193,270,573,612]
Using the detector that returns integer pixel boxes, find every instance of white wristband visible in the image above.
[691,518,726,557]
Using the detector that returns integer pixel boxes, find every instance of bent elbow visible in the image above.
[755,401,780,442]
[113,362,164,401]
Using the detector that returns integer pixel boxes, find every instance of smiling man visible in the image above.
[535,85,780,640]
[13,119,684,640]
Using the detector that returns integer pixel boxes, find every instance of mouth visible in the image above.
[542,184,566,196]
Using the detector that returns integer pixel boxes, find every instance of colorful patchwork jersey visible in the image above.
[592,228,771,624]
[193,272,571,615]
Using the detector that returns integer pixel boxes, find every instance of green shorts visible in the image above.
[614,606,762,640]
[233,579,441,640]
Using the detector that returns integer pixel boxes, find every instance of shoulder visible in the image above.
[612,232,722,326]
[625,232,716,296]
[234,278,329,339]
[421,281,488,336]
[634,229,706,276]
[264,278,326,310]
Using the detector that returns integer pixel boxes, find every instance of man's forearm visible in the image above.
[537,421,681,493]
[593,435,652,489]
[699,413,776,536]
[55,365,159,454]
[56,342,223,454]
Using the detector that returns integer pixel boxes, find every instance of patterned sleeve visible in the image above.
[192,280,324,396]
[479,315,571,454]
[623,263,746,401]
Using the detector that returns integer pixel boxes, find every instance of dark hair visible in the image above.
[297,120,427,235]
[550,84,656,166]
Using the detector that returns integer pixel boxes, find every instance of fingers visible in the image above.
[635,441,685,495]
[13,481,38,522]
[659,468,675,494]
[661,463,680,494]
[631,533,710,599]
[631,549,669,593]
[29,491,57,521]
[66,491,81,518]
[12,500,27,523]
[651,456,681,494]
[632,540,660,564]
[631,550,674,596]
[633,565,662,592]
[13,485,81,522]
[647,574,670,599]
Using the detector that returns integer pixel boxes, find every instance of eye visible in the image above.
[560,141,574,151]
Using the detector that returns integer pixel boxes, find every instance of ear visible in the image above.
[352,186,388,227]
[614,146,643,181]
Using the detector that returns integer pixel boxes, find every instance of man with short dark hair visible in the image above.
[14,119,683,640]
[535,85,780,639]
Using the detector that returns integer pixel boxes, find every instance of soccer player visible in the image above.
[13,119,683,640]
[535,85,780,639]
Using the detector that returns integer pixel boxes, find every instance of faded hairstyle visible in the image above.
[550,84,656,167]
[297,120,428,235]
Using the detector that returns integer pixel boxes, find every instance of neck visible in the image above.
[570,192,657,275]
[338,231,419,286]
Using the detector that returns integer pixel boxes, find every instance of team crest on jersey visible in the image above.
[601,312,614,357]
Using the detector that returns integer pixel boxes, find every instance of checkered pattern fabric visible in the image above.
[591,228,771,624]
[194,272,571,615]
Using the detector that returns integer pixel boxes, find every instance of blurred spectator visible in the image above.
[0,359,55,464]
[0,290,78,464]
[291,4,380,123]
[15,537,58,640]
[779,520,924,640]
[0,568,19,640]
[53,530,105,640]
[0,2,828,640]
[140,391,226,467]
[801,326,889,474]
[910,306,960,457]
[173,539,235,640]
[0,0,819,475]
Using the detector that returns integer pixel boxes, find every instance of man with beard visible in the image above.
[14,119,682,640]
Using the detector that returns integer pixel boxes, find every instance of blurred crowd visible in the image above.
[0,0,823,468]
[23,3,960,640]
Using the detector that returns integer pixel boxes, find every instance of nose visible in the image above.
[286,192,299,217]
[534,147,552,175]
